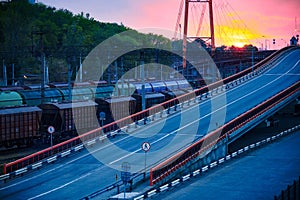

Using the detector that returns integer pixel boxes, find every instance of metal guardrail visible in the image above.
[149,80,300,186]
[2,46,297,176]
[134,125,300,200]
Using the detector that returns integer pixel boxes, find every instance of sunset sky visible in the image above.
[39,0,299,49]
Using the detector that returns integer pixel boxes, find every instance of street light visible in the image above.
[140,51,145,111]
[258,42,263,51]
[265,39,270,50]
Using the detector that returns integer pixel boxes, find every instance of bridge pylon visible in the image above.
[182,0,215,68]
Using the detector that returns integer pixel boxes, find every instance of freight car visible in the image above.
[58,87,94,102]
[38,101,99,142]
[112,82,136,97]
[0,106,41,148]
[176,79,193,92]
[164,80,179,91]
[133,82,154,94]
[89,85,114,99]
[132,93,165,112]
[149,82,167,92]
[161,90,186,101]
[17,88,63,106]
[0,90,23,108]
[0,79,196,148]
[95,96,136,125]
[0,79,194,108]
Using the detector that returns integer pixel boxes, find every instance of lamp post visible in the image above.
[258,42,263,51]
[265,39,270,50]
[251,46,254,72]
[140,51,145,111]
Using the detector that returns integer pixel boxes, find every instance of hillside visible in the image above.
[0,0,171,84]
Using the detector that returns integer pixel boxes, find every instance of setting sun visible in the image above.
[232,42,246,47]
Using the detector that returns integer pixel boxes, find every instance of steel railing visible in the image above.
[3,46,297,175]
[150,80,300,185]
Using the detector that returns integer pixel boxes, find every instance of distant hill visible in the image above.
[0,0,171,83]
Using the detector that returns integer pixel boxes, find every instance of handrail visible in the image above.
[150,80,300,185]
[3,46,297,175]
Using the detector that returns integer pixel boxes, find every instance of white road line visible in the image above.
[107,57,300,165]
[1,51,298,197]
[27,172,92,200]
[265,73,300,76]
[0,167,58,191]
[109,133,170,165]
[104,50,299,153]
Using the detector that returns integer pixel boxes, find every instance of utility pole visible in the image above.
[114,60,118,84]
[107,51,111,84]
[67,57,72,101]
[251,47,254,72]
[32,27,46,103]
[79,53,82,82]
[140,51,146,111]
[11,63,15,86]
[41,52,45,103]
[121,57,125,96]
[2,60,7,86]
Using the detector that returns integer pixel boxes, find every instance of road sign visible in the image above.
[47,126,55,134]
[122,162,131,172]
[141,142,151,152]
[99,112,106,120]
[121,171,131,182]
[121,162,131,183]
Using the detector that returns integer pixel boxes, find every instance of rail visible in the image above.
[150,80,300,185]
[3,46,297,175]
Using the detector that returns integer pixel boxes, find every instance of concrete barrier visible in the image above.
[0,174,9,181]
[147,189,157,198]
[202,166,208,172]
[134,195,144,200]
[171,179,180,187]
[182,174,190,181]
[218,158,225,164]
[31,162,42,170]
[15,168,27,176]
[74,144,84,151]
[61,150,71,157]
[140,123,300,199]
[193,169,200,176]
[159,184,169,192]
[226,155,231,160]
[47,156,57,163]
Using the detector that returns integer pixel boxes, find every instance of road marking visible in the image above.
[27,172,92,200]
[109,134,170,165]
[104,50,299,154]
[1,51,298,197]
[265,73,300,76]
[108,56,300,165]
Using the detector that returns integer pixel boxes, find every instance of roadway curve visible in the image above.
[0,48,299,200]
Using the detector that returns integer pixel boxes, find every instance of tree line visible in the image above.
[0,0,171,84]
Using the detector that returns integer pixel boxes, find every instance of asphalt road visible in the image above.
[0,49,299,200]
[153,130,300,200]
